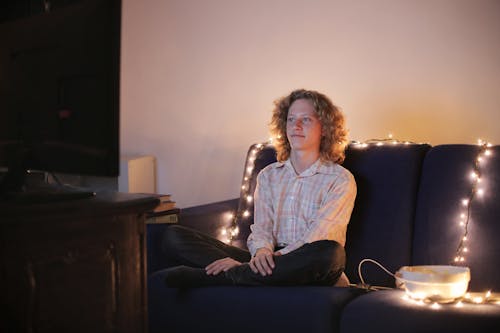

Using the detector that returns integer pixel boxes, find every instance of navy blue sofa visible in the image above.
[147,142,500,333]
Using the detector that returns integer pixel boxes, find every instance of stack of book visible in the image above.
[146,194,180,224]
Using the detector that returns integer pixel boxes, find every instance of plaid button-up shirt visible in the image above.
[247,158,357,256]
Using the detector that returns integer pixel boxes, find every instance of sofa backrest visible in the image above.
[412,144,500,291]
[342,143,430,287]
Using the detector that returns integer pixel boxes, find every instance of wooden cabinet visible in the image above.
[0,192,159,333]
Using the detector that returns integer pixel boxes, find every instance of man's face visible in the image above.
[286,99,322,154]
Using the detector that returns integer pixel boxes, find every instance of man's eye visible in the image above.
[287,117,295,122]
[303,117,311,123]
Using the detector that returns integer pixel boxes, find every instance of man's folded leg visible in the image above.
[227,240,345,286]
[164,240,345,288]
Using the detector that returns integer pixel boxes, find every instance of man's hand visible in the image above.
[205,258,242,275]
[250,248,277,276]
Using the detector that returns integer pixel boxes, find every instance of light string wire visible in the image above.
[350,133,426,148]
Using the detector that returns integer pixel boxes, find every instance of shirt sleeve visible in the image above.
[279,171,357,255]
[246,169,276,256]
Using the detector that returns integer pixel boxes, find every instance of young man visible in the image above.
[163,89,356,287]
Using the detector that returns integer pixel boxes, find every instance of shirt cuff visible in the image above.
[248,242,274,257]
[278,240,304,255]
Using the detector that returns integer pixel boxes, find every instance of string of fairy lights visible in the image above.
[453,139,493,264]
[220,141,272,244]
[350,133,419,147]
[220,136,495,269]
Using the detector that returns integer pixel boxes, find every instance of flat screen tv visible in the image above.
[0,0,121,201]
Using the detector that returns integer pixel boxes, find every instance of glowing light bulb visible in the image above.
[431,302,441,310]
[462,199,469,206]
[473,296,484,304]
[243,210,250,217]
[246,195,253,203]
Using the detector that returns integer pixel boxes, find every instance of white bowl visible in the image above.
[395,265,470,302]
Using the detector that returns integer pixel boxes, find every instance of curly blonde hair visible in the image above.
[270,89,348,163]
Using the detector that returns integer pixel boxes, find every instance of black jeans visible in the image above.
[162,224,346,286]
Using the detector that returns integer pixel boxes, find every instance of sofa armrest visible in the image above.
[179,198,239,237]
[146,198,239,275]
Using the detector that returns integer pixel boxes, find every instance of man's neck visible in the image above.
[289,150,320,174]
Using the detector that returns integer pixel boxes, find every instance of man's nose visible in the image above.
[293,118,303,128]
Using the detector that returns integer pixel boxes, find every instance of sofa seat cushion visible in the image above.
[340,289,500,333]
[149,269,363,333]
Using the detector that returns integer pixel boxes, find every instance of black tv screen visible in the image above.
[0,0,121,192]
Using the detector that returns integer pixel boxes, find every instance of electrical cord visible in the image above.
[350,258,396,291]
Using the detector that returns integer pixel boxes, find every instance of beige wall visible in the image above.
[120,0,500,208]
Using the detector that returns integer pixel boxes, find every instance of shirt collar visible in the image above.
[274,158,337,177]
